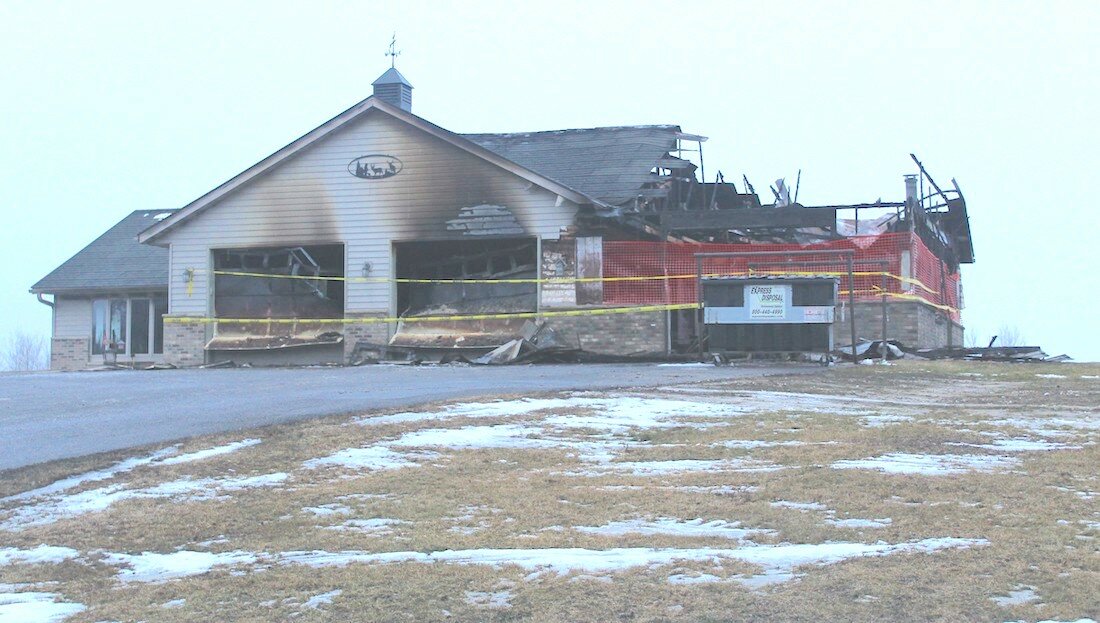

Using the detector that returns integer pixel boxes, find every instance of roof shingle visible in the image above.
[463,125,684,206]
[31,211,176,294]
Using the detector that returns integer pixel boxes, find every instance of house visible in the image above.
[31,66,974,370]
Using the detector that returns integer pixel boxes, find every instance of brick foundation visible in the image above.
[833,300,963,350]
[549,308,667,356]
[343,314,393,363]
[50,337,89,371]
[162,320,208,367]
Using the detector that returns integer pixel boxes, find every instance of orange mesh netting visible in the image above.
[602,232,960,320]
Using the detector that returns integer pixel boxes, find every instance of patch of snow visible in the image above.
[152,212,172,221]
[302,504,353,517]
[0,546,80,566]
[656,362,715,368]
[832,453,1019,475]
[303,446,426,471]
[158,439,261,465]
[951,438,1078,452]
[677,485,757,495]
[276,538,986,585]
[103,550,258,583]
[355,397,581,426]
[1,441,264,505]
[991,586,1039,607]
[0,591,86,622]
[826,518,892,529]
[1,473,287,531]
[0,447,180,504]
[302,589,342,609]
[570,458,784,477]
[1081,375,1099,380]
[542,396,745,433]
[860,414,914,428]
[1036,374,1067,379]
[390,423,629,464]
[719,439,805,449]
[464,590,512,608]
[161,598,187,608]
[667,572,724,584]
[326,518,409,535]
[770,501,828,512]
[576,518,775,542]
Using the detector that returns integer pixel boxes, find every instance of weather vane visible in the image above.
[385,33,401,68]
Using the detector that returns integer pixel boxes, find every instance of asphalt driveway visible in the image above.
[0,363,819,470]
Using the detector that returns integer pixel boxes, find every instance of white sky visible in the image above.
[1,0,1097,360]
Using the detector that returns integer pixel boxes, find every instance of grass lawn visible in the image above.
[1,361,1097,622]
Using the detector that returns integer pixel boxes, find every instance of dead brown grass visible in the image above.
[1,360,1097,622]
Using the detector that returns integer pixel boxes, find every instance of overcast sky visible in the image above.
[1,0,1097,361]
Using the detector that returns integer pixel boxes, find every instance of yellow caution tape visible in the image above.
[163,303,702,326]
[207,268,941,295]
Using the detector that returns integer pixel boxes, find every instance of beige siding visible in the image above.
[53,297,91,339]
[160,112,579,316]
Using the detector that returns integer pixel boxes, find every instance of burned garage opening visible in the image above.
[208,244,345,362]
[392,238,537,350]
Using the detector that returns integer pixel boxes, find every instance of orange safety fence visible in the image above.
[602,232,960,320]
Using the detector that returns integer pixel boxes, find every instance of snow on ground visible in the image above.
[770,501,829,512]
[1036,374,1067,379]
[302,504,353,516]
[1,473,288,531]
[274,538,986,586]
[565,458,784,477]
[0,546,80,566]
[157,439,262,465]
[0,447,179,504]
[831,453,1019,476]
[826,518,893,529]
[161,598,186,608]
[718,439,806,449]
[769,501,891,529]
[303,446,430,471]
[355,391,883,436]
[104,550,259,583]
[465,589,513,608]
[1,440,263,505]
[991,585,1039,607]
[324,518,409,535]
[0,591,86,622]
[950,438,1080,452]
[575,518,775,542]
[302,589,342,609]
[860,414,915,428]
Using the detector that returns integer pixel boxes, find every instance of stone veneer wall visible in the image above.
[162,320,208,367]
[50,337,90,371]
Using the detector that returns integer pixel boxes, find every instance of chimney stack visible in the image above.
[372,67,413,112]
[904,174,919,208]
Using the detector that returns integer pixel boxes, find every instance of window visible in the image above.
[91,297,166,357]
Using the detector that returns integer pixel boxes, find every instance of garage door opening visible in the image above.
[209,244,345,353]
[392,238,537,349]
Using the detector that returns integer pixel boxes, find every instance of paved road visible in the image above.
[0,363,819,470]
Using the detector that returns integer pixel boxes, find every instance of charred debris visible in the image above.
[593,149,974,273]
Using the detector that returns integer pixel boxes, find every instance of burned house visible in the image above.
[32,66,974,370]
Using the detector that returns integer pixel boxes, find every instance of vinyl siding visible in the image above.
[54,297,91,339]
[159,112,580,316]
